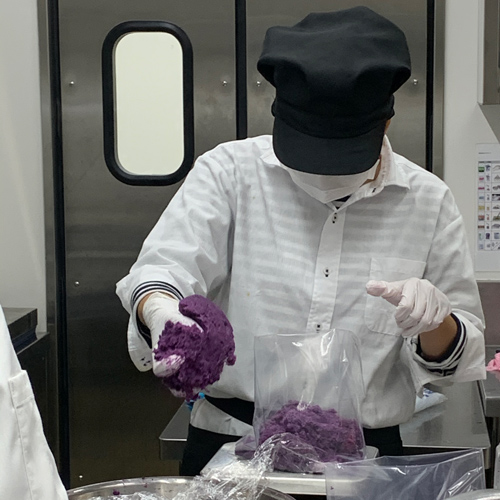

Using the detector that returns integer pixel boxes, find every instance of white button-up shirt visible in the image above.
[116,135,485,435]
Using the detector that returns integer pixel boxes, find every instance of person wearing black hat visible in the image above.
[257,6,411,177]
[117,7,485,475]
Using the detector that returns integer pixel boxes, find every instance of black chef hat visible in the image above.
[257,6,411,175]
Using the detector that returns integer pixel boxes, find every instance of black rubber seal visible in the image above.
[102,21,194,186]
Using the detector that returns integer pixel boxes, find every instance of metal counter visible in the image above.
[160,381,490,467]
[401,381,490,465]
[202,443,379,497]
[159,403,190,461]
[479,345,500,473]
[4,306,38,352]
[479,346,500,418]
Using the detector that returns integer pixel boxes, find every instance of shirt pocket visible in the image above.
[365,257,426,335]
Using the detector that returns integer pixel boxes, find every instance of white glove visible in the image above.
[365,277,452,337]
[141,292,201,378]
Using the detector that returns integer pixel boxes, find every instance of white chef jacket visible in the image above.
[116,135,485,434]
[0,305,67,500]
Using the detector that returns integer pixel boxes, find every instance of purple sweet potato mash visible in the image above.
[153,295,236,400]
[258,401,364,471]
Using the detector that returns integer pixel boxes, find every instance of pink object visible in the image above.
[154,295,236,400]
[486,352,500,372]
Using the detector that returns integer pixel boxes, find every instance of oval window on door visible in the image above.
[102,21,194,185]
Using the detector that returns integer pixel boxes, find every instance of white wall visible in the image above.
[0,0,498,334]
[0,0,47,331]
[443,0,500,281]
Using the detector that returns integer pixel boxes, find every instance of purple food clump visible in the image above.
[112,490,120,496]
[259,401,364,471]
[154,295,236,400]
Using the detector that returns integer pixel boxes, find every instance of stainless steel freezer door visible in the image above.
[56,0,236,487]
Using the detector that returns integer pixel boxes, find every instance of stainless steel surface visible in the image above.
[38,0,61,469]
[202,442,378,496]
[159,403,189,461]
[432,0,445,179]
[160,382,491,468]
[67,476,295,500]
[481,0,500,105]
[246,0,440,173]
[449,491,500,500]
[480,346,500,417]
[400,382,490,467]
[56,0,236,487]
[479,346,500,479]
[479,1,500,142]
[3,307,38,341]
[478,283,500,345]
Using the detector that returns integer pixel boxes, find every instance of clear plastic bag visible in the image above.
[494,442,500,489]
[325,449,485,500]
[414,388,447,413]
[253,329,366,472]
[88,495,166,500]
[172,436,279,500]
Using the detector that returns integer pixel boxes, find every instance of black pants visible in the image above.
[179,423,403,477]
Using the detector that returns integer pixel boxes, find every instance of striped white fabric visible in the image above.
[116,134,485,432]
[410,314,467,377]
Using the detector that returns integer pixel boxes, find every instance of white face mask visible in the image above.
[282,159,380,203]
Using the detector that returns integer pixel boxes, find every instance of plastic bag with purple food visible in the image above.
[154,295,236,400]
[252,329,366,472]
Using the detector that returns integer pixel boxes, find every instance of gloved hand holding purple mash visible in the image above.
[152,294,236,400]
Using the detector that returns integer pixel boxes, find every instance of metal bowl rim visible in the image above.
[67,475,295,499]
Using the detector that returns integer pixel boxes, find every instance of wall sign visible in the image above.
[476,144,500,271]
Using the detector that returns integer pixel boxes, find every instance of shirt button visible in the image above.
[324,268,330,277]
[332,215,337,223]
[316,324,321,332]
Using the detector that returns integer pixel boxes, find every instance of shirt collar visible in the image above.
[260,145,280,166]
[376,135,410,191]
[261,134,410,192]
